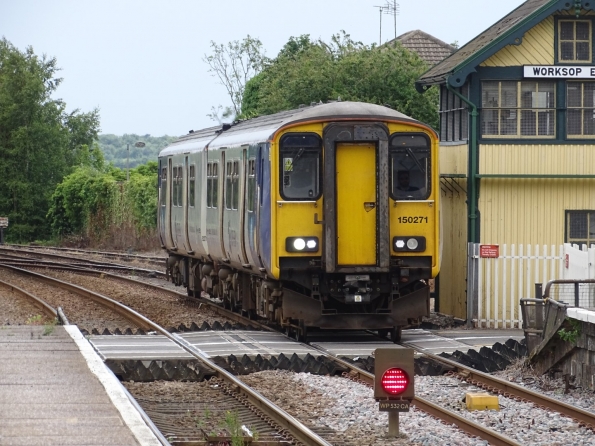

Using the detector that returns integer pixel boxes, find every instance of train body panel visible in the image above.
[158,102,440,338]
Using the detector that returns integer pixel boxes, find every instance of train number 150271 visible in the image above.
[397,216,428,224]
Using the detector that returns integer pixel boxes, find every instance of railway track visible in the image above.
[3,253,594,444]
[0,266,329,445]
[0,244,166,268]
[0,246,167,279]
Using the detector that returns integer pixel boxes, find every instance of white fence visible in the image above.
[467,243,595,328]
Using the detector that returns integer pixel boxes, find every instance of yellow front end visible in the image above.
[272,124,325,278]
[387,123,440,279]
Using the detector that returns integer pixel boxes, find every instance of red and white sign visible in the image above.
[480,245,499,258]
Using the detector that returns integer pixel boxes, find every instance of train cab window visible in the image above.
[389,134,431,200]
[207,162,218,208]
[188,164,195,207]
[247,159,256,212]
[279,133,322,200]
[160,167,167,207]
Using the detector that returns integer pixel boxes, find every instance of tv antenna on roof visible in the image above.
[374,1,400,45]
[384,1,400,40]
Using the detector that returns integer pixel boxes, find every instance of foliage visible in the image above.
[203,35,268,119]
[97,134,177,169]
[241,32,439,129]
[43,318,57,336]
[558,318,581,343]
[0,38,100,242]
[47,162,159,250]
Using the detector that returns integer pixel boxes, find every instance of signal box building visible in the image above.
[416,0,595,321]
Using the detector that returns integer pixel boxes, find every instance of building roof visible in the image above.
[391,29,456,66]
[416,0,591,89]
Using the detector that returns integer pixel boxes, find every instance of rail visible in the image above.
[0,278,57,321]
[0,263,329,445]
[420,350,595,429]
[308,346,522,445]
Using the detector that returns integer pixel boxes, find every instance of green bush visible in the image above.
[47,161,158,249]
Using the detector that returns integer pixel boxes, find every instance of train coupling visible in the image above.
[343,275,372,303]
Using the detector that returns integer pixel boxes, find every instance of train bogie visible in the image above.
[158,102,440,341]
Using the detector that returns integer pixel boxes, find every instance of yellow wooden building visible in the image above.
[416,0,595,321]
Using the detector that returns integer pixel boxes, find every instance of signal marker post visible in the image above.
[0,217,7,244]
[374,347,414,437]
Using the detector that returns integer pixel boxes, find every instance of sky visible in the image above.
[1,0,526,137]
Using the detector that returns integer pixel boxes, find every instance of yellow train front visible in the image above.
[159,101,440,342]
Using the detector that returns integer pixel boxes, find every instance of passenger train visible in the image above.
[158,101,440,342]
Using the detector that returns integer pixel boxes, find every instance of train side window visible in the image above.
[247,159,255,212]
[212,162,218,208]
[172,166,178,207]
[177,165,183,206]
[225,161,233,210]
[160,167,167,207]
[232,160,239,210]
[389,134,431,200]
[207,163,212,208]
[279,133,322,200]
[189,164,195,207]
[207,162,218,208]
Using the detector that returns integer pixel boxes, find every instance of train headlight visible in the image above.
[286,237,319,252]
[293,238,306,250]
[406,238,418,250]
[393,236,425,252]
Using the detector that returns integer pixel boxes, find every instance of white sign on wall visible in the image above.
[524,65,595,78]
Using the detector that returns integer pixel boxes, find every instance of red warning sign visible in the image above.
[480,245,499,258]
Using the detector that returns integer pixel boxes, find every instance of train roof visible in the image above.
[159,101,420,157]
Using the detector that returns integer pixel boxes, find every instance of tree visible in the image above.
[0,38,100,241]
[203,35,267,119]
[47,162,159,249]
[241,32,439,129]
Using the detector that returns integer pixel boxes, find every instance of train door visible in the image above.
[158,159,167,247]
[222,153,241,264]
[167,158,177,249]
[336,143,377,265]
[219,151,227,259]
[183,155,194,254]
[200,148,209,254]
[205,152,223,259]
[238,148,250,266]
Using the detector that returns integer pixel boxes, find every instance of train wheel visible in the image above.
[297,321,308,343]
[285,326,295,339]
[390,327,402,343]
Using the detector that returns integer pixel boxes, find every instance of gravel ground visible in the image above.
[492,359,595,415]
[0,283,55,325]
[0,268,135,331]
[241,370,468,445]
[3,263,245,333]
[32,269,235,329]
[416,375,594,445]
